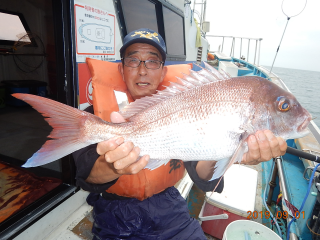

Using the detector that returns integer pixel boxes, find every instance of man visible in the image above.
[73,28,287,240]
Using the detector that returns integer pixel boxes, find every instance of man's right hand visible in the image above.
[97,137,149,175]
[85,112,149,184]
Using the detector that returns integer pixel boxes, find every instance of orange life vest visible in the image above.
[207,52,215,60]
[86,58,191,201]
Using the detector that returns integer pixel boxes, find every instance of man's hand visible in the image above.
[241,130,287,165]
[196,130,287,181]
[96,137,149,176]
[86,112,149,184]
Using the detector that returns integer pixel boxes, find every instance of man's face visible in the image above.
[118,43,167,100]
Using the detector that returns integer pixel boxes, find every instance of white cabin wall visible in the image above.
[183,1,210,62]
[185,23,210,62]
[185,16,199,62]
[0,0,51,88]
[183,1,209,62]
[200,36,209,61]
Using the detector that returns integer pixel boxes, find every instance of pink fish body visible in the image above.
[13,63,311,181]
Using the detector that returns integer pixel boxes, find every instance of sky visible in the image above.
[195,0,320,72]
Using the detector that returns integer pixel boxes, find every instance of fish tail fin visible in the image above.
[13,93,96,167]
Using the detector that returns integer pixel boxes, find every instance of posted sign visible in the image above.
[74,2,115,62]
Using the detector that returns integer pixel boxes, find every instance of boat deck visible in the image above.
[11,57,320,240]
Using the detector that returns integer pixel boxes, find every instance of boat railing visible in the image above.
[205,35,263,66]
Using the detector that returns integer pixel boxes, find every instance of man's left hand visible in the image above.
[241,130,287,165]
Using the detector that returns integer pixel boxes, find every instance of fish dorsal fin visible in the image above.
[119,85,182,119]
[120,63,231,119]
[198,62,232,80]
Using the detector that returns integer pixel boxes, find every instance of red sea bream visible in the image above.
[13,63,312,181]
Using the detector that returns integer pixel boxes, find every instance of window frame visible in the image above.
[0,9,37,47]
[115,0,186,61]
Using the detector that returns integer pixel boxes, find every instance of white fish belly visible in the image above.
[126,112,245,162]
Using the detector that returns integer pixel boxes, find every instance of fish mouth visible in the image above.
[298,116,312,132]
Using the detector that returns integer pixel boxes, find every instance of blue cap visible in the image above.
[120,28,167,62]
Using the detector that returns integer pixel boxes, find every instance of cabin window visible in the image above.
[0,10,32,46]
[162,6,185,56]
[116,0,186,61]
[120,0,158,33]
[0,2,76,239]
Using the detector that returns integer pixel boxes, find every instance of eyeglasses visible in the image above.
[122,57,164,69]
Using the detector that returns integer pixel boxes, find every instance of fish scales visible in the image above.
[92,78,258,161]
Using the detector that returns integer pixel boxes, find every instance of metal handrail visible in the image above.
[206,35,263,66]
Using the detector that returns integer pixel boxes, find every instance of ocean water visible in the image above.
[264,66,320,128]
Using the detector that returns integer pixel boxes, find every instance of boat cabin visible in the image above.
[0,0,208,239]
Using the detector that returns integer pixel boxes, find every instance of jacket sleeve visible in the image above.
[72,105,118,193]
[184,161,224,193]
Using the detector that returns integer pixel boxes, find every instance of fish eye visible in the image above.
[277,97,291,112]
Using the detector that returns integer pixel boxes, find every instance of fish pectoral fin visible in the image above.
[209,157,231,181]
[231,139,249,165]
[239,123,254,134]
[209,133,249,181]
[144,159,170,171]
